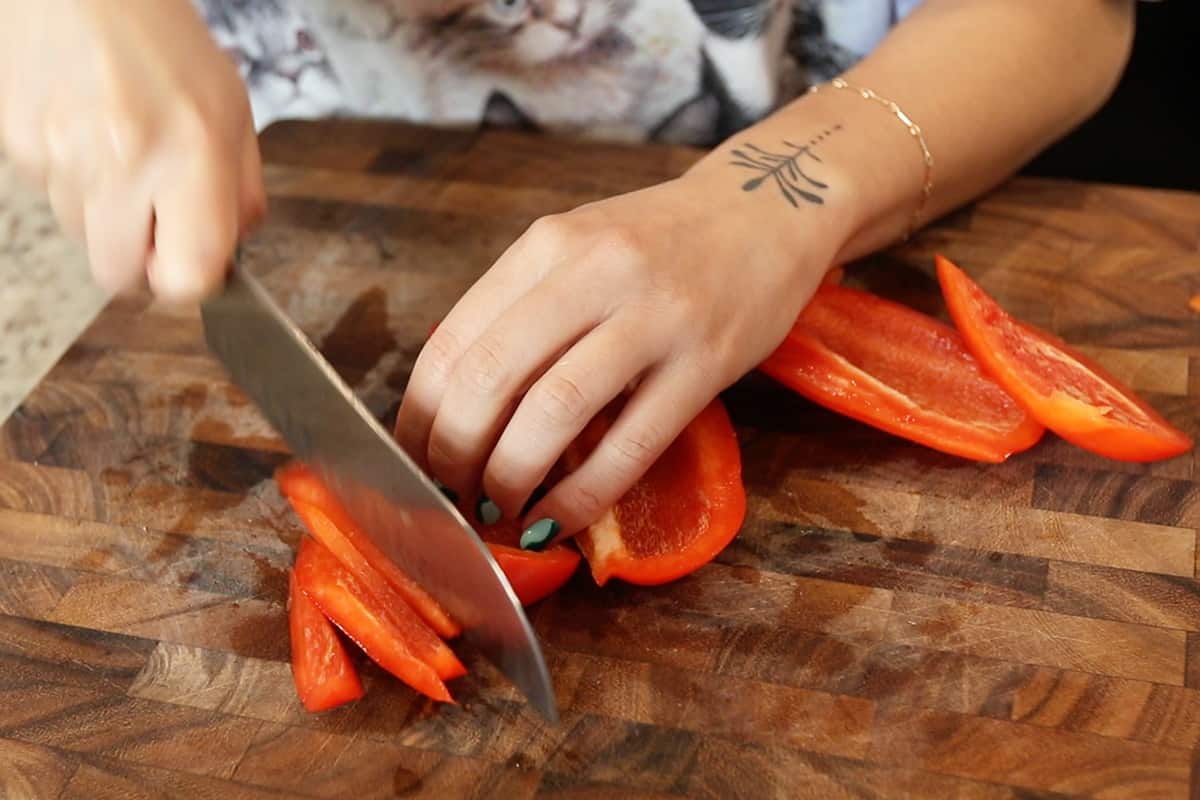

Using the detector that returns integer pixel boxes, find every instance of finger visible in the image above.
[424,270,606,495]
[523,361,714,539]
[238,119,267,233]
[0,89,48,188]
[40,93,97,240]
[45,170,84,241]
[0,121,46,188]
[480,317,660,518]
[147,139,240,303]
[394,215,569,466]
[82,177,154,296]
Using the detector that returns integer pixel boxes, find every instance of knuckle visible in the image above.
[600,227,647,264]
[457,333,509,396]
[171,104,224,153]
[426,432,467,476]
[526,213,583,254]
[606,425,665,477]
[95,77,155,168]
[42,115,76,172]
[594,231,653,289]
[482,466,521,497]
[1,127,43,179]
[482,466,532,509]
[87,236,139,288]
[101,106,153,168]
[418,327,463,384]
[664,295,701,337]
[530,371,590,430]
[561,482,607,522]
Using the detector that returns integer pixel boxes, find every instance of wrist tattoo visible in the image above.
[730,125,842,208]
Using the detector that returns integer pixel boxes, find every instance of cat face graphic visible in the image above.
[415,0,635,66]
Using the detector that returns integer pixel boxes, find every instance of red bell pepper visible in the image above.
[288,500,465,681]
[277,463,461,639]
[569,398,747,586]
[288,571,364,712]
[937,254,1192,462]
[293,537,455,703]
[471,516,581,606]
[760,283,1045,462]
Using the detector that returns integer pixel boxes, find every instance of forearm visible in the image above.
[691,0,1135,264]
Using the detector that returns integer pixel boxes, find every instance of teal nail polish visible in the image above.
[476,496,501,525]
[520,518,559,552]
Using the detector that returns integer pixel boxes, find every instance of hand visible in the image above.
[0,0,265,302]
[395,165,847,537]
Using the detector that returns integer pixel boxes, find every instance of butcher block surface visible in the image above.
[2,120,1200,798]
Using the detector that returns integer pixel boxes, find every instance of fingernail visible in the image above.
[520,485,550,517]
[520,518,560,552]
[476,495,502,525]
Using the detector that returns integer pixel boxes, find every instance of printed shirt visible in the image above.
[197,0,924,145]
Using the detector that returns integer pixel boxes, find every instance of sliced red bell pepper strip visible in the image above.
[471,516,580,606]
[568,398,747,587]
[293,537,454,703]
[937,254,1193,462]
[759,283,1045,462]
[288,570,365,712]
[289,500,466,681]
[276,463,461,639]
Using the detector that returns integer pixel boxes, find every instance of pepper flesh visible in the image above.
[937,254,1192,462]
[760,283,1045,462]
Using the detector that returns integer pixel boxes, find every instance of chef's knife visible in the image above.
[201,260,557,721]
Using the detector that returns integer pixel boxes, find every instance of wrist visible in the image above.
[672,155,849,302]
[683,122,861,276]
[691,84,931,265]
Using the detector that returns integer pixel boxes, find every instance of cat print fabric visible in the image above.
[195,0,924,145]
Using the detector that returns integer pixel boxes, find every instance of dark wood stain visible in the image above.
[1033,462,1200,527]
[319,286,396,387]
[0,120,1197,797]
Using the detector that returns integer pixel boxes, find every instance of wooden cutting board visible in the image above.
[2,119,1200,799]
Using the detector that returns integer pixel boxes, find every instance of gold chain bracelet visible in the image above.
[809,77,934,241]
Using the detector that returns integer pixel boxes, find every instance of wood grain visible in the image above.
[0,119,1197,796]
[234,722,543,800]
[884,593,1186,685]
[871,706,1191,798]
[60,761,295,800]
[49,574,286,661]
[0,737,78,800]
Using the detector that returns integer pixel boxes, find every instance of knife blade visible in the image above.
[201,261,557,721]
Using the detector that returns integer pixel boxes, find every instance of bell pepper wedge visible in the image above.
[759,283,1045,463]
[471,516,581,606]
[288,570,365,712]
[288,499,466,681]
[568,398,747,587]
[293,536,455,703]
[276,463,461,640]
[936,254,1193,462]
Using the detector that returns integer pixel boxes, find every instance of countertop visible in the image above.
[2,121,1200,798]
[0,157,106,425]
